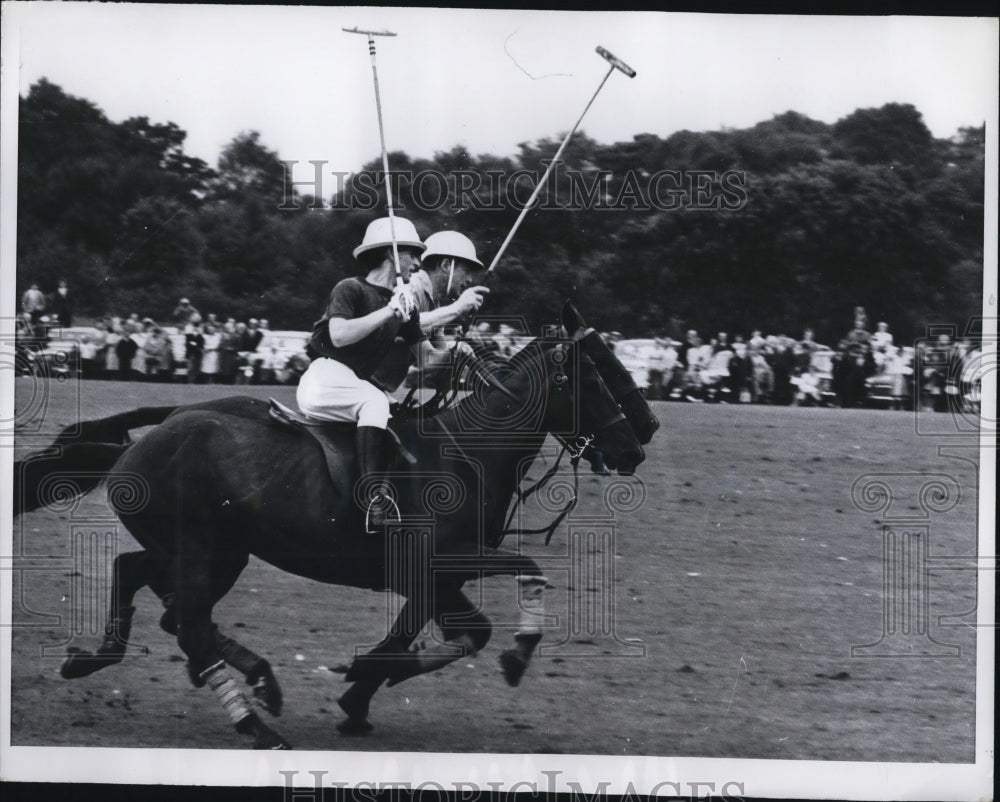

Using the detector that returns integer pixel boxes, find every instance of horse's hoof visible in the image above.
[61,648,117,679]
[499,650,528,687]
[237,713,291,749]
[251,666,283,717]
[255,733,293,750]
[336,717,374,736]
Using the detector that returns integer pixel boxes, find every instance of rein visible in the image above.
[502,435,589,545]
[435,414,585,547]
[429,337,604,547]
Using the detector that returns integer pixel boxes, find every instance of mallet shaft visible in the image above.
[346,26,406,287]
[486,65,615,275]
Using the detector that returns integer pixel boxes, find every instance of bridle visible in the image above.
[428,337,626,546]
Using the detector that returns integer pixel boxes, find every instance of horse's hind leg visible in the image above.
[172,534,289,750]
[61,550,151,679]
[337,586,493,733]
[384,584,493,687]
[155,555,283,716]
[337,595,429,734]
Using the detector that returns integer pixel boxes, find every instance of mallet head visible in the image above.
[596,45,636,78]
[343,27,397,37]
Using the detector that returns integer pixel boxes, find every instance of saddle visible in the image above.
[267,399,416,487]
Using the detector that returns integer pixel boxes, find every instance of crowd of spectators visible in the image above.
[16,293,309,385]
[14,292,984,414]
[612,307,983,413]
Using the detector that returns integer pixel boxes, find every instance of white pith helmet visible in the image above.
[421,231,484,269]
[352,217,425,260]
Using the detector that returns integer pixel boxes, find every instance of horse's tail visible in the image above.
[14,405,181,517]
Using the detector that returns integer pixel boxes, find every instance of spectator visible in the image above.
[201,324,221,384]
[235,321,259,385]
[684,333,711,401]
[258,318,272,346]
[253,319,277,383]
[49,279,73,327]
[702,339,734,402]
[770,336,796,405]
[871,322,894,368]
[219,320,241,384]
[115,326,139,380]
[836,308,876,407]
[885,346,913,410]
[845,306,871,357]
[21,283,46,326]
[172,297,200,326]
[78,329,104,379]
[184,317,206,384]
[728,335,751,402]
[871,321,893,351]
[747,343,774,403]
[800,328,820,356]
[123,313,144,335]
[240,318,264,352]
[646,337,676,401]
[677,329,699,370]
[143,327,174,381]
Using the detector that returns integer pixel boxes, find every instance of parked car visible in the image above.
[21,325,103,378]
[265,331,312,384]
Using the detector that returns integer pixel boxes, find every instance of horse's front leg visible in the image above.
[454,551,548,687]
[499,572,547,687]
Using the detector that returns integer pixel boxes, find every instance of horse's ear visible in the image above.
[561,300,587,336]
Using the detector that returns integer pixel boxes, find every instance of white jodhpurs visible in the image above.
[296,358,391,429]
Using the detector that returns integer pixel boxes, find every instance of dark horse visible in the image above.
[15,303,658,748]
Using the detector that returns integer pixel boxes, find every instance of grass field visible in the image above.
[8,375,983,761]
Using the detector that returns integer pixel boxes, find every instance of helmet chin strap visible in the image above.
[446,258,455,297]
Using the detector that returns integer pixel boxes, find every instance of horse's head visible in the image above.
[452,305,656,476]
[515,313,652,476]
[561,301,660,448]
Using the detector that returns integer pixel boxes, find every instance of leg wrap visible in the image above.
[215,629,267,680]
[202,662,253,726]
[516,575,547,637]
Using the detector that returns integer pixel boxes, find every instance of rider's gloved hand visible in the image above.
[387,284,415,320]
[454,286,489,315]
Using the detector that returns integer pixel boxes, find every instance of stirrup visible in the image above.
[365,493,402,533]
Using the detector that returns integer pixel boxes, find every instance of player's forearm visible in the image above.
[418,303,463,334]
[328,307,395,347]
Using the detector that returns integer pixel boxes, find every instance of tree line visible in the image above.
[17,78,984,345]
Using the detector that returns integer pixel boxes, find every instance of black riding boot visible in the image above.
[356,426,397,531]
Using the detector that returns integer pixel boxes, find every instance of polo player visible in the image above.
[296,218,487,529]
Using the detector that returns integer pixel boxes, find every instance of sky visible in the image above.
[3,4,997,175]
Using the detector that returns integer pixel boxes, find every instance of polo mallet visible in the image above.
[344,26,407,289]
[485,45,637,277]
